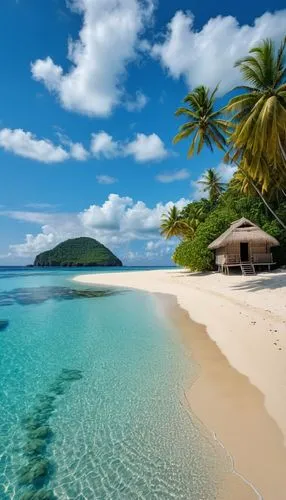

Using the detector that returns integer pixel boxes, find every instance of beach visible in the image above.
[74,268,286,500]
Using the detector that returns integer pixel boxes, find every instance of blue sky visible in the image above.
[0,0,285,265]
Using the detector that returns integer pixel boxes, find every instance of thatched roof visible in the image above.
[208,218,280,250]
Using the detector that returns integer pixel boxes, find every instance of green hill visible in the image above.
[34,237,123,267]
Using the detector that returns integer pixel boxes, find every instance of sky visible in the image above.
[0,0,285,266]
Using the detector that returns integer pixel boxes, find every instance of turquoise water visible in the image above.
[0,268,227,499]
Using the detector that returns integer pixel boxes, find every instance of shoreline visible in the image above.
[155,292,286,500]
[73,268,286,499]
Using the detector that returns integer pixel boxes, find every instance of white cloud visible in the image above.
[0,127,168,164]
[156,168,190,183]
[152,10,286,95]
[80,194,134,230]
[125,133,168,162]
[96,175,118,185]
[145,238,176,257]
[190,179,206,201]
[0,128,69,163]
[25,203,60,210]
[70,142,89,161]
[91,131,168,162]
[216,163,237,183]
[125,91,148,111]
[91,132,120,159]
[31,0,154,116]
[4,194,189,259]
[55,128,89,161]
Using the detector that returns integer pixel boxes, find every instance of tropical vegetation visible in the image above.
[161,36,286,272]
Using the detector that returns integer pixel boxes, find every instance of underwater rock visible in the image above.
[24,439,46,456]
[23,415,50,431]
[18,368,83,497]
[27,426,52,440]
[59,369,83,382]
[19,457,49,485]
[37,395,56,405]
[0,320,9,330]
[20,488,56,500]
[48,382,66,395]
[0,286,118,307]
[34,401,55,420]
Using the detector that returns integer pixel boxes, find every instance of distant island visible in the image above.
[33,237,123,267]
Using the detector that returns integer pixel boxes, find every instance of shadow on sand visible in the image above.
[231,273,286,292]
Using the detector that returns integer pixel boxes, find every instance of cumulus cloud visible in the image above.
[145,238,176,259]
[217,163,237,183]
[4,194,189,259]
[69,142,89,161]
[0,127,167,164]
[96,175,118,185]
[156,168,190,183]
[0,128,69,163]
[152,10,286,95]
[31,0,154,116]
[125,133,168,162]
[90,131,168,162]
[91,132,120,159]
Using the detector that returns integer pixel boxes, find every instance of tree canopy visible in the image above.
[161,36,286,272]
[34,237,123,267]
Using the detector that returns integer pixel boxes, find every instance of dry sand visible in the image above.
[74,269,286,499]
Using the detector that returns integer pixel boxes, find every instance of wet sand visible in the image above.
[157,293,286,500]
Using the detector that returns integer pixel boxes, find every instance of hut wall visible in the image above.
[215,247,225,265]
[215,243,240,265]
[250,241,272,263]
[224,242,241,264]
[215,241,273,265]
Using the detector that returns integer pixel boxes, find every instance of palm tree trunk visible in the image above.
[224,147,286,230]
[247,178,286,229]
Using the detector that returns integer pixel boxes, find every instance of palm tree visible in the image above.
[160,206,200,240]
[227,37,286,188]
[173,85,229,155]
[160,206,185,239]
[174,83,286,229]
[197,168,226,202]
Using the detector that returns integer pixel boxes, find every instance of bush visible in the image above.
[173,207,236,271]
[172,194,286,271]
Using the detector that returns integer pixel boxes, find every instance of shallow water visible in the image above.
[0,268,228,499]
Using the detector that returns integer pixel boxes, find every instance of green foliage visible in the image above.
[173,85,229,156]
[160,206,188,239]
[168,36,286,270]
[226,37,286,190]
[173,205,237,271]
[180,199,214,220]
[172,192,286,271]
[34,237,122,267]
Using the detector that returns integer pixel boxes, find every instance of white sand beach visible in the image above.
[74,268,286,499]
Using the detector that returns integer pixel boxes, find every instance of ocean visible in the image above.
[0,267,227,499]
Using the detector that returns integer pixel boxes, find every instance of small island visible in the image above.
[33,237,123,267]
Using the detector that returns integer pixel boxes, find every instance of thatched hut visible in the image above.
[208,218,279,275]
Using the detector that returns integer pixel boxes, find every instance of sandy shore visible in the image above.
[74,269,286,499]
